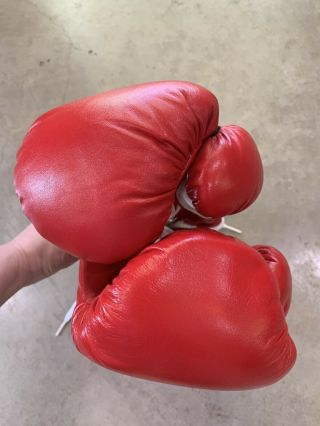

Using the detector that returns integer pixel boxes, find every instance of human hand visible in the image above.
[0,224,77,306]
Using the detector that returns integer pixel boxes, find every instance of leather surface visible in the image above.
[14,81,218,263]
[72,229,296,389]
[187,125,263,218]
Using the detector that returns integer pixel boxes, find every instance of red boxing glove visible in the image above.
[14,81,262,263]
[14,81,217,263]
[72,229,296,390]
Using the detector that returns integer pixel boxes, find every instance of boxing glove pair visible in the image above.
[14,81,296,389]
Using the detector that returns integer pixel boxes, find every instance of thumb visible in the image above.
[254,245,292,316]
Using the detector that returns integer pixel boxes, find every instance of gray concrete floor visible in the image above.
[0,1,319,425]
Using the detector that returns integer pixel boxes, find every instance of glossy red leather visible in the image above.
[72,229,296,389]
[187,125,263,218]
[14,81,218,263]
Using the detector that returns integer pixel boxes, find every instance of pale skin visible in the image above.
[0,224,76,306]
